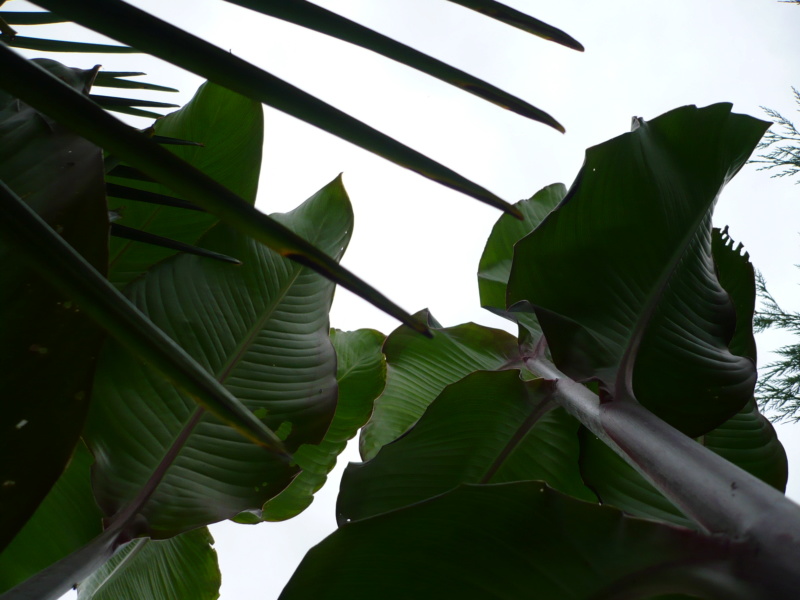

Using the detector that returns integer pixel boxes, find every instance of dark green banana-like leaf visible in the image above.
[76,530,220,600]
[359,310,523,460]
[0,61,106,552]
[107,80,260,288]
[0,443,102,594]
[0,46,428,333]
[283,483,755,600]
[85,177,350,538]
[0,11,65,25]
[93,71,178,93]
[445,0,585,51]
[339,370,594,524]
[508,104,768,437]
[256,328,387,522]
[478,183,565,337]
[224,0,565,131]
[28,0,520,218]
[579,228,786,526]
[0,35,135,53]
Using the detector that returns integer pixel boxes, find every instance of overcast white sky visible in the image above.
[8,0,800,598]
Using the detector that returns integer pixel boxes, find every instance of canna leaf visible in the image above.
[359,310,523,460]
[85,177,351,537]
[508,104,768,436]
[339,370,594,524]
[258,328,387,521]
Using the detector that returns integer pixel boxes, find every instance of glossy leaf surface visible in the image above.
[86,177,351,537]
[284,483,750,600]
[108,80,262,288]
[76,530,220,600]
[359,311,522,460]
[339,370,593,524]
[508,104,767,436]
[259,328,386,521]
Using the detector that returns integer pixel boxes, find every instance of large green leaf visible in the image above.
[478,183,565,337]
[283,483,755,599]
[76,529,220,600]
[508,104,768,436]
[28,0,520,218]
[339,370,594,524]
[0,443,102,593]
[359,311,523,460]
[108,80,263,288]
[85,177,350,538]
[0,59,106,551]
[257,328,386,521]
[225,0,566,131]
[0,47,429,333]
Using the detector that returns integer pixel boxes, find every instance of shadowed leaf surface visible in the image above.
[283,483,749,600]
[508,104,767,436]
[340,370,593,524]
[0,59,107,551]
[359,311,522,460]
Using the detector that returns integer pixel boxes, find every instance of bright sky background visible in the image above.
[7,0,800,598]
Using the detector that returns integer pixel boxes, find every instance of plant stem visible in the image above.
[526,355,800,597]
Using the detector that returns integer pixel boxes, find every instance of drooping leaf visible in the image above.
[359,311,523,460]
[445,0,585,51]
[283,483,755,600]
[225,0,565,131]
[107,80,262,288]
[76,530,220,600]
[0,47,428,333]
[0,59,106,551]
[339,370,594,524]
[509,104,768,436]
[28,0,520,218]
[0,443,103,593]
[478,183,565,337]
[86,177,351,538]
[258,328,387,521]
